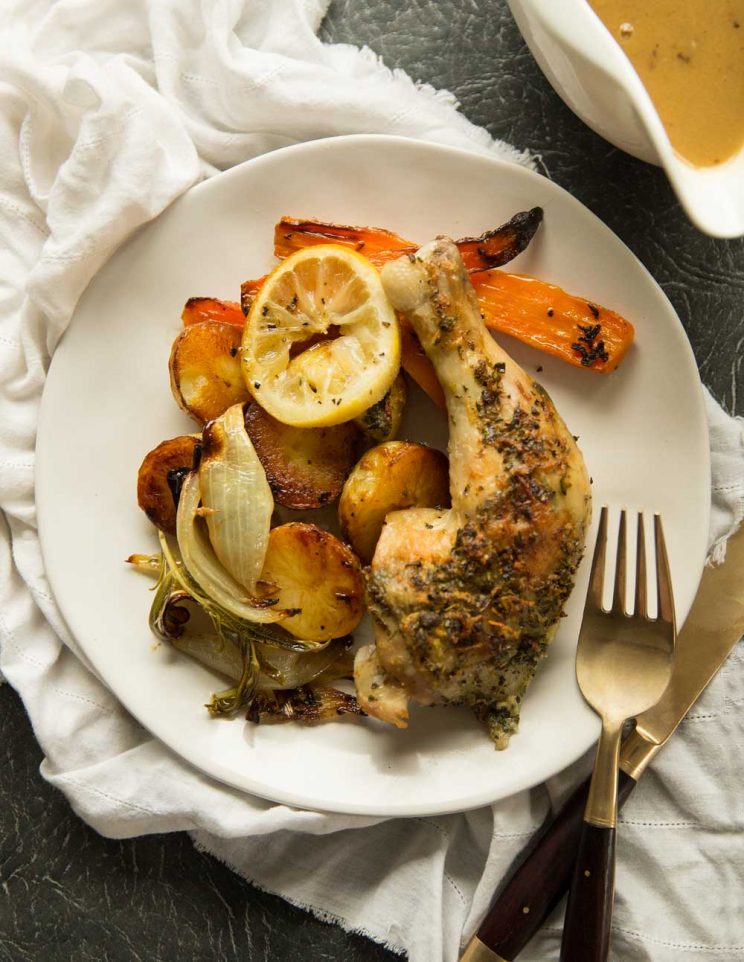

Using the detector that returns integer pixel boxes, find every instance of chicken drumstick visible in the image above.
[354,238,591,747]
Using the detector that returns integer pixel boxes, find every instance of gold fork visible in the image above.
[560,507,676,962]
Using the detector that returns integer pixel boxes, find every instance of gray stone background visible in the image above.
[1,1,741,959]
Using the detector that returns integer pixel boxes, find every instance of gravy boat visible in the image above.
[507,0,744,238]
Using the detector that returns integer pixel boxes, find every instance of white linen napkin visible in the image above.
[1,3,742,961]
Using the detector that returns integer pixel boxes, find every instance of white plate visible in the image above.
[36,135,710,816]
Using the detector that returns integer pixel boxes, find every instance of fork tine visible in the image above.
[635,513,647,618]
[654,514,675,627]
[612,510,628,614]
[588,506,609,610]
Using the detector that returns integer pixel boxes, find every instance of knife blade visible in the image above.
[460,523,744,962]
[621,522,744,778]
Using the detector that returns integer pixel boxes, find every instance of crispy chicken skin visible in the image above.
[354,238,591,747]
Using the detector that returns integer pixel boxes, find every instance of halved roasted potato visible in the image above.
[260,523,365,640]
[353,372,407,444]
[137,435,200,534]
[243,402,360,509]
[169,321,250,425]
[338,441,450,562]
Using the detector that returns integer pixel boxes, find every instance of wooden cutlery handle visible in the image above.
[559,821,616,962]
[468,770,635,961]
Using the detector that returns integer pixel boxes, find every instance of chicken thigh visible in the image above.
[354,238,591,747]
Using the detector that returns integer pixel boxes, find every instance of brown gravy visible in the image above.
[587,0,744,167]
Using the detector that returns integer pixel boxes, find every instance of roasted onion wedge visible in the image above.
[199,403,272,592]
[177,470,289,625]
[167,614,353,691]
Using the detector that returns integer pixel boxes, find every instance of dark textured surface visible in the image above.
[0,687,394,962]
[2,2,742,961]
[322,0,744,417]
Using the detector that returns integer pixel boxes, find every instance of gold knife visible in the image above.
[461,523,744,962]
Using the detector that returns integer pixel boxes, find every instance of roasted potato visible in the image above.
[260,523,365,640]
[243,402,360,509]
[338,441,450,562]
[136,435,200,534]
[353,372,407,443]
[169,321,250,425]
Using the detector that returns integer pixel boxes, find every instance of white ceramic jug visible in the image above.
[507,0,744,238]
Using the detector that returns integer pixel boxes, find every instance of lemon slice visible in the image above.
[242,245,400,427]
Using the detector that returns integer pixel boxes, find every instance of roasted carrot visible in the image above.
[273,209,543,273]
[471,272,635,373]
[250,209,543,314]
[233,211,633,407]
[396,270,634,409]
[398,322,446,411]
[182,297,245,328]
[274,218,413,262]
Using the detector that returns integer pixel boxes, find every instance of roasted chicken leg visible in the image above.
[355,238,591,747]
